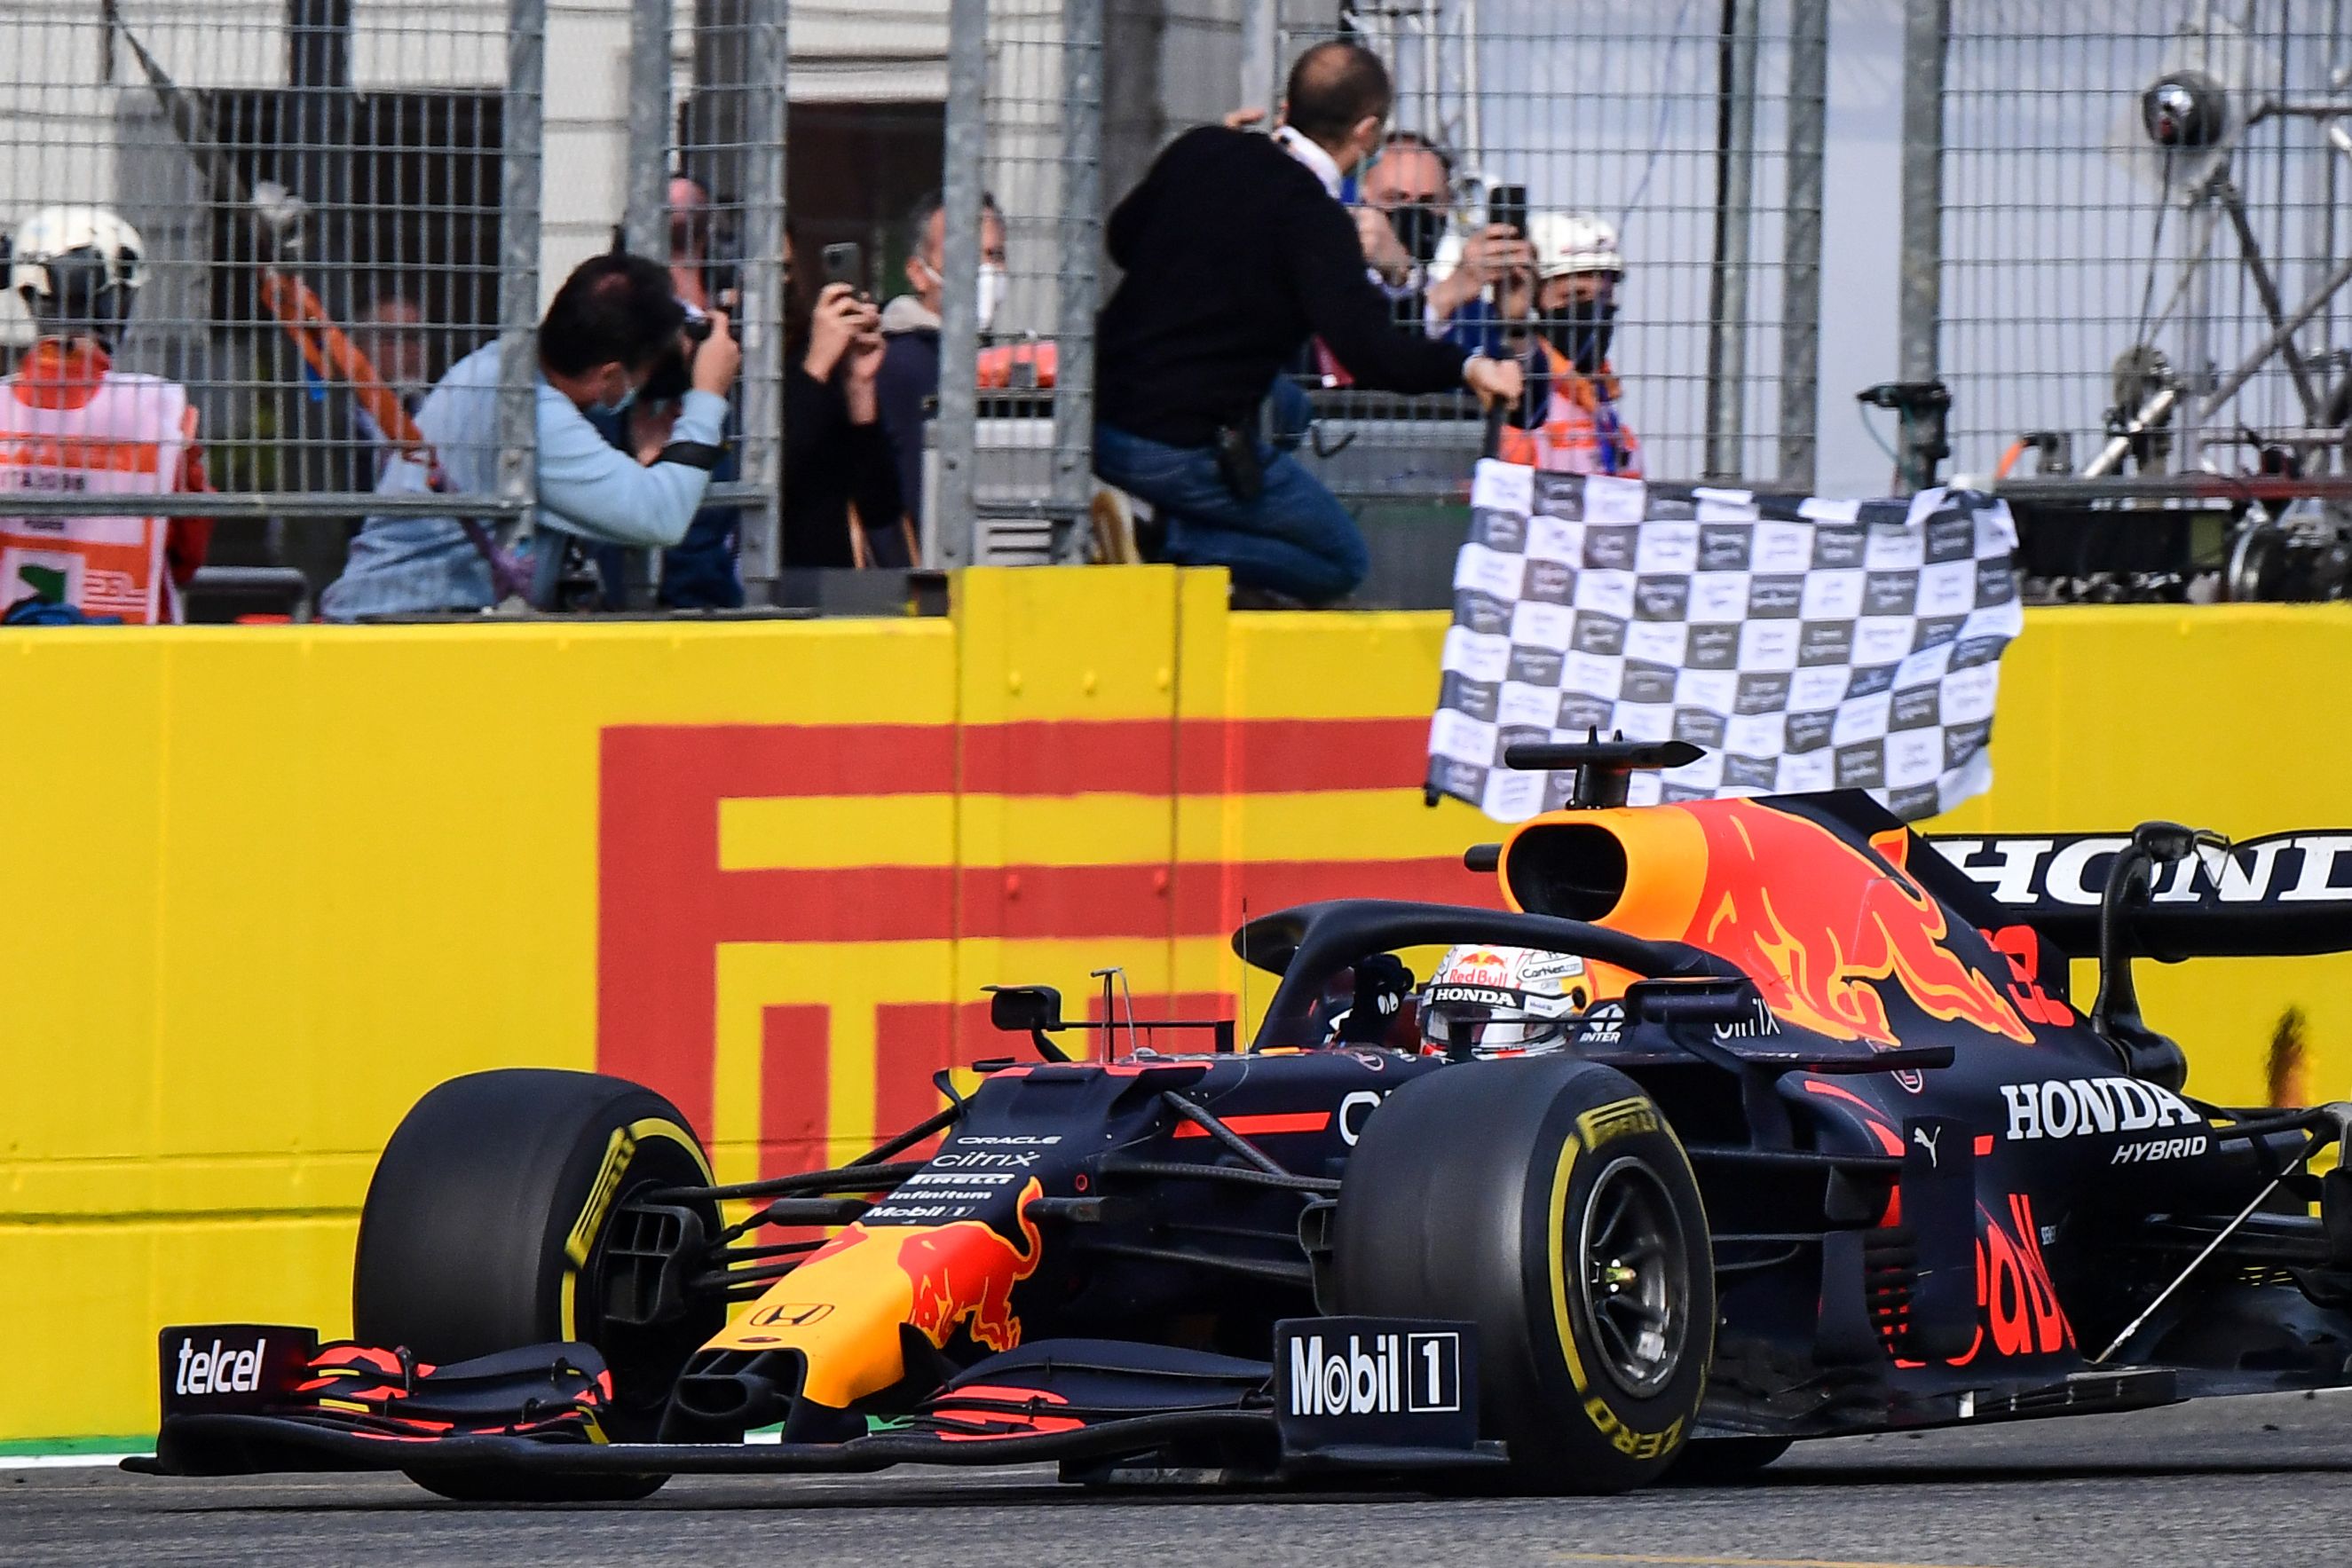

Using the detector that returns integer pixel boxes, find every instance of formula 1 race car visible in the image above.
[136,740,2352,1499]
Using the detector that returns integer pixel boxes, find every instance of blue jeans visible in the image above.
[1093,380,1366,603]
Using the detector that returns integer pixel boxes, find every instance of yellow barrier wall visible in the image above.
[1,575,2346,1442]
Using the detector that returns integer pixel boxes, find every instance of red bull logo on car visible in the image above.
[897,1178,1046,1351]
[1681,801,2034,1046]
[777,1175,1046,1354]
[716,1176,1048,1403]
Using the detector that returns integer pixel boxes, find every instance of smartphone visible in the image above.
[821,241,864,295]
[1488,183,1527,240]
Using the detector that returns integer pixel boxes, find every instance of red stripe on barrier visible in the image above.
[596,721,1483,1137]
[598,717,1435,801]
[1173,716,1433,796]
[759,1005,831,1183]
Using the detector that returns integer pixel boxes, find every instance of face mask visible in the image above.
[590,369,637,418]
[975,263,1008,332]
[1543,296,1617,376]
[1388,203,1447,264]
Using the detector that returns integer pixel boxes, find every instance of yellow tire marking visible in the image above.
[1545,1104,1706,1453]
[558,1115,713,1342]
[566,1129,636,1270]
[1577,1096,1662,1148]
[1545,1131,1593,1400]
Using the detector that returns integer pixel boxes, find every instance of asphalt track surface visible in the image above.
[14,1390,2352,1568]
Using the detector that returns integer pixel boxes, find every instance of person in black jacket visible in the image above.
[783,229,910,568]
[876,190,1007,539]
[1094,40,1520,604]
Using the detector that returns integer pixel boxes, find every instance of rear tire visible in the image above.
[353,1068,723,1501]
[1330,1058,1714,1494]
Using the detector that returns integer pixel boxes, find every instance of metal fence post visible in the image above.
[496,0,547,514]
[1703,0,1761,482]
[1048,0,1103,549]
[285,0,354,499]
[1239,0,1279,114]
[1896,0,1948,485]
[1777,0,1827,490]
[622,0,675,258]
[935,0,989,569]
[733,0,788,595]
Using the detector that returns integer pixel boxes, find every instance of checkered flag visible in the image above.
[1425,459,2024,823]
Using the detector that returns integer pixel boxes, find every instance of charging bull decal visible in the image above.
[899,1178,1046,1351]
[1684,801,2034,1046]
[789,1177,1046,1354]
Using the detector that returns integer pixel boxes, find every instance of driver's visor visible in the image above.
[1421,992,1572,1052]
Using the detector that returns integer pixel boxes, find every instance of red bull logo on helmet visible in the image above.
[1681,801,2033,1046]
[1445,948,1513,988]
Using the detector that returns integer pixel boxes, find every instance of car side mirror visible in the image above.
[986,985,1065,1035]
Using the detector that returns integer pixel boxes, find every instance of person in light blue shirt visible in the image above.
[322,251,741,620]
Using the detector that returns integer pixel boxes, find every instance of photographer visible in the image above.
[1352,131,1530,335]
[323,251,739,619]
[592,177,746,610]
[1094,42,1519,605]
[783,228,909,568]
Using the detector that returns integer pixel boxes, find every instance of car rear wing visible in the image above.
[1922,830,2352,958]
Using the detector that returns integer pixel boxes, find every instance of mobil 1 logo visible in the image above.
[1274,1316,1479,1455]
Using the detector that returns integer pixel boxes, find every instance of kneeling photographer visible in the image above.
[322,250,739,620]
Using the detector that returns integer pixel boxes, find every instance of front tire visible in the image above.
[352,1069,723,1501]
[1330,1058,1714,1494]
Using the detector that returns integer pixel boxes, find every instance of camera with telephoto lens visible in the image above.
[635,300,711,405]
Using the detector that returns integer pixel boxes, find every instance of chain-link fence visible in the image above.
[1922,1,2352,483]
[0,0,800,615]
[1257,0,1828,497]
[4,0,1851,615]
[1,0,538,610]
[930,0,1832,573]
[926,0,1103,566]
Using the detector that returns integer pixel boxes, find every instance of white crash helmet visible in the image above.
[1419,945,1590,1059]
[1525,210,1623,280]
[4,205,146,344]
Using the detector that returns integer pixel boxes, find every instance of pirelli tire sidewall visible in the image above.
[1330,1057,1714,1494]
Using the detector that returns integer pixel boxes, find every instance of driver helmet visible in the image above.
[4,205,146,347]
[1419,945,1589,1059]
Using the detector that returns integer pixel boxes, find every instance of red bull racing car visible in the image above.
[135,740,2352,1498]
